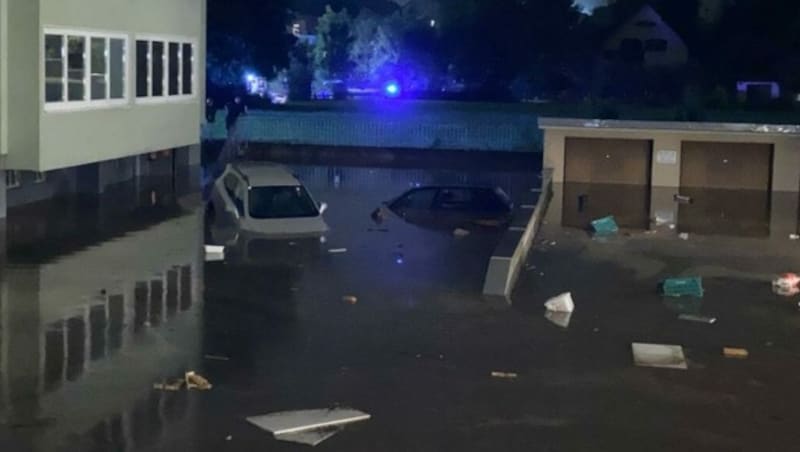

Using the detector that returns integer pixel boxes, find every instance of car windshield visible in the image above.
[248,186,319,219]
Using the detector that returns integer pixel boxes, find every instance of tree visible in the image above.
[313,6,354,81]
[206,34,254,86]
[207,0,294,82]
[437,0,584,87]
[349,10,403,84]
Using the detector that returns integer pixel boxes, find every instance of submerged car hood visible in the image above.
[238,215,329,237]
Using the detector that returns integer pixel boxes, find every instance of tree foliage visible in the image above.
[207,0,294,81]
[313,6,354,80]
[349,10,404,83]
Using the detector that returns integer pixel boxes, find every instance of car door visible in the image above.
[216,171,246,224]
[432,188,475,229]
[388,187,438,229]
[470,188,512,226]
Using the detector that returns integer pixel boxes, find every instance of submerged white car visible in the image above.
[207,162,329,237]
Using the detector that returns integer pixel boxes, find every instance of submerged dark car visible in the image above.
[374,186,513,230]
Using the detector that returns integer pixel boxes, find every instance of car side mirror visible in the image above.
[319,202,328,215]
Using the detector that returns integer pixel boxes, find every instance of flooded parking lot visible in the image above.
[1,148,799,451]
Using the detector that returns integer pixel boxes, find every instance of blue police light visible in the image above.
[384,82,400,98]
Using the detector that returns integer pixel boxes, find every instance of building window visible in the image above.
[33,171,47,183]
[67,36,86,101]
[136,41,149,97]
[6,171,20,189]
[168,43,180,95]
[645,38,668,52]
[44,29,127,111]
[135,37,195,102]
[45,35,65,102]
[151,41,164,97]
[182,43,194,95]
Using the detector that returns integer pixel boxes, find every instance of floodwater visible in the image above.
[2,148,798,451]
[0,149,551,452]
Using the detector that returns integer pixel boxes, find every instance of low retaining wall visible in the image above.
[205,109,541,152]
[483,170,553,297]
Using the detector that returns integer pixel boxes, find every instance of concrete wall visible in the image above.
[207,110,541,152]
[3,0,205,171]
[1,0,41,169]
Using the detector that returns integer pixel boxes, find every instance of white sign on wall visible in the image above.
[656,150,678,165]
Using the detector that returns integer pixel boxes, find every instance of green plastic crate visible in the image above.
[662,277,704,298]
[591,216,619,235]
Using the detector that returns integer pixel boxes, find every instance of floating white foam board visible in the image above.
[632,343,688,370]
[246,408,370,435]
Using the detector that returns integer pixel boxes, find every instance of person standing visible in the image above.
[225,96,248,134]
[205,97,217,123]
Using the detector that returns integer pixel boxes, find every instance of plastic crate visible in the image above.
[591,216,619,235]
[662,277,704,298]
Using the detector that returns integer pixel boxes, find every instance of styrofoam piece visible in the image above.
[544,292,575,313]
[544,311,572,328]
[246,408,370,436]
[632,343,688,370]
[204,245,225,262]
[772,273,800,290]
[275,427,342,446]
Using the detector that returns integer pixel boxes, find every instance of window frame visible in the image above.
[134,34,197,104]
[43,27,129,113]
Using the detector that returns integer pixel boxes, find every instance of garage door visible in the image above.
[564,138,652,185]
[562,138,652,229]
[680,141,772,190]
[679,141,772,237]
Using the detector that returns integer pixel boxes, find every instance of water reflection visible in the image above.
[677,187,770,237]
[561,183,650,229]
[0,180,203,452]
[551,182,799,238]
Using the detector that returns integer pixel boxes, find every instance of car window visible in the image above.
[434,188,473,210]
[391,188,437,210]
[473,188,509,212]
[248,186,319,219]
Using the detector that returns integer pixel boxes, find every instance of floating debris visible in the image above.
[632,343,688,370]
[205,245,225,262]
[453,228,471,237]
[591,216,619,236]
[185,371,212,390]
[544,292,575,313]
[678,314,717,324]
[723,347,749,359]
[342,295,358,305]
[246,408,371,447]
[153,378,185,392]
[491,371,519,379]
[544,311,572,328]
[328,248,348,254]
[204,355,231,361]
[662,277,704,298]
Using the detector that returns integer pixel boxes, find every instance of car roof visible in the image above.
[405,185,496,192]
[231,162,301,187]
